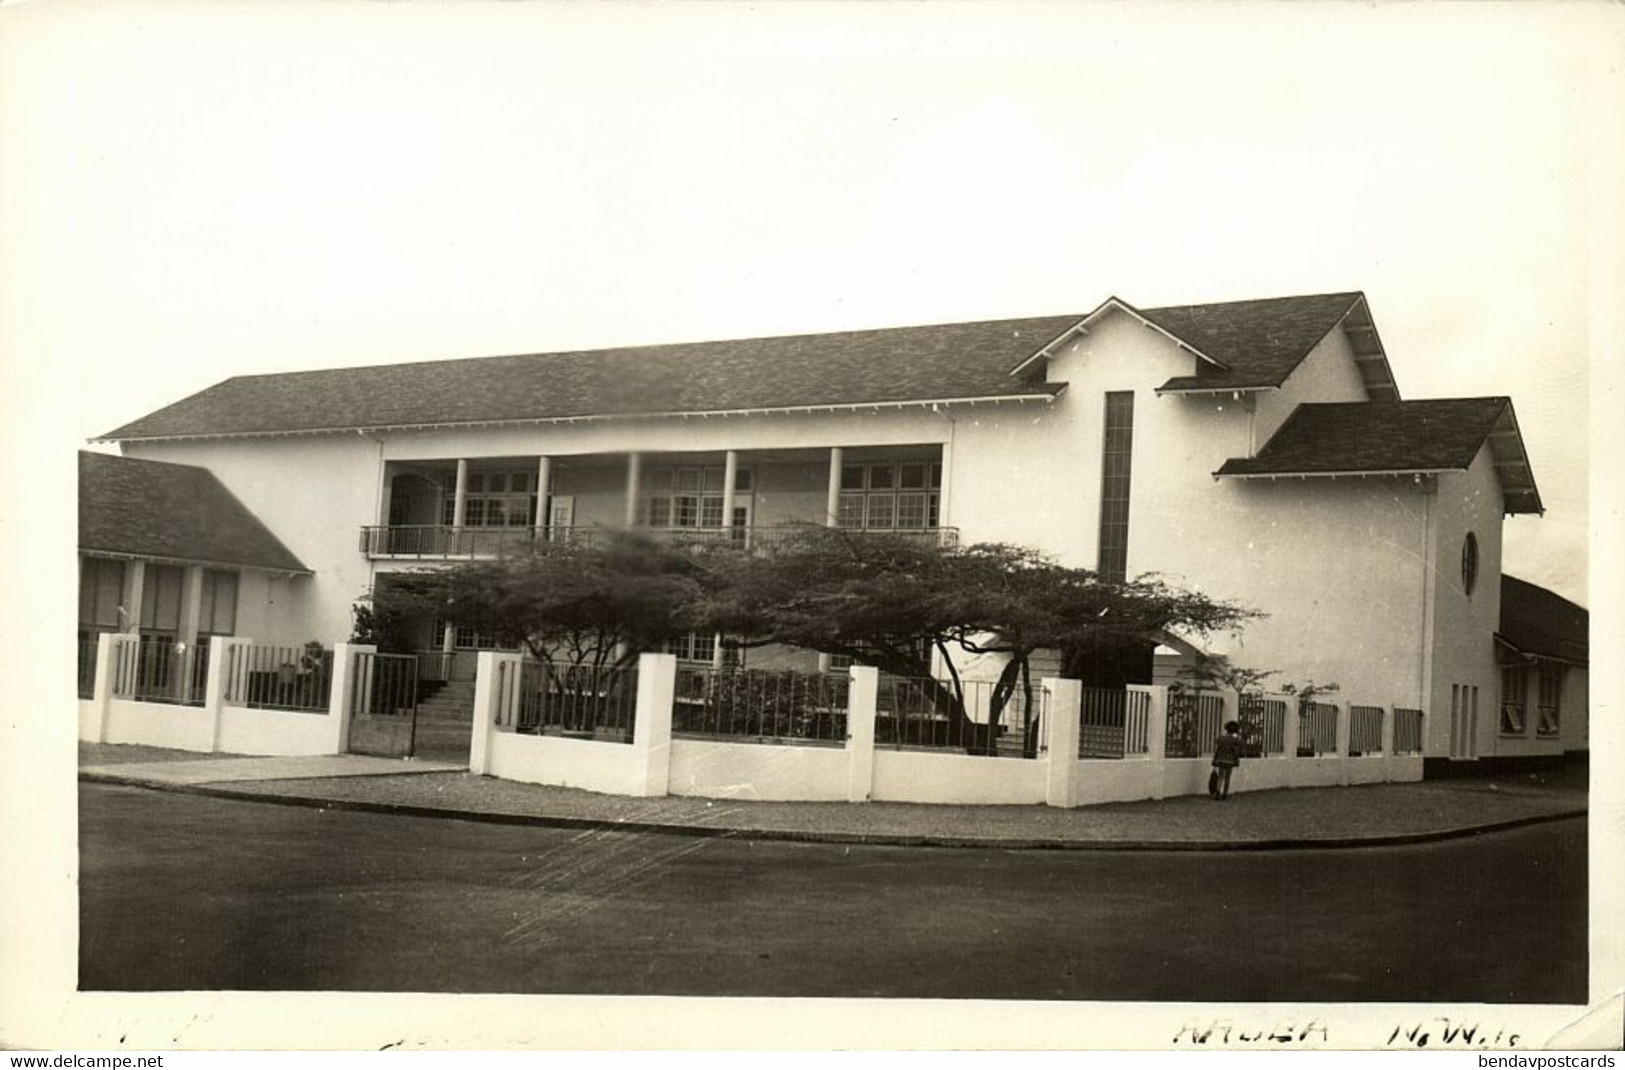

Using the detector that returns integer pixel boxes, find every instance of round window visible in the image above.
[1461,532,1479,596]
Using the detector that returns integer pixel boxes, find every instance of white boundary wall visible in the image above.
[80,634,363,757]
[472,658,1428,807]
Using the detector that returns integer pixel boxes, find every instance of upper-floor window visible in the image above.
[443,471,537,528]
[838,461,941,530]
[645,465,753,528]
[1462,532,1479,596]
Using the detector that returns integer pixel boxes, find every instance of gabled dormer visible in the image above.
[1007,290,1400,404]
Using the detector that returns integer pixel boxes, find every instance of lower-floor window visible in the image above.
[431,621,518,651]
[1499,665,1529,735]
[666,632,717,664]
[1536,665,1564,737]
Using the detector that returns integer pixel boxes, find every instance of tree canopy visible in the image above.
[368,533,705,671]
[364,525,1259,749]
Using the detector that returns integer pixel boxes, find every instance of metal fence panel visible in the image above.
[1298,702,1340,756]
[874,676,1041,758]
[507,661,639,743]
[1349,705,1384,755]
[227,645,333,712]
[1392,707,1424,755]
[113,637,208,707]
[673,667,845,746]
[1239,695,1287,757]
[1079,688,1148,759]
[354,652,418,718]
[1165,690,1225,758]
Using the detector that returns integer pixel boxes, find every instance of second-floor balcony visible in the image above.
[360,523,961,560]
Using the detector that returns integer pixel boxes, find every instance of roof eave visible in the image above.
[95,389,1068,445]
[1214,466,1460,480]
[78,547,313,577]
[1155,383,1280,397]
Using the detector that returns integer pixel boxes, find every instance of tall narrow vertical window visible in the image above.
[1098,391,1135,583]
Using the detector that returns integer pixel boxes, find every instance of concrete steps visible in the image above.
[410,680,476,761]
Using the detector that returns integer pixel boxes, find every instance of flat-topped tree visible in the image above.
[695,527,1257,754]
[365,532,705,673]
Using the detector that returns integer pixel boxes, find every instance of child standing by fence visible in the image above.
[1210,720,1243,800]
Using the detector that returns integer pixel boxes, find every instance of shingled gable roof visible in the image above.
[79,452,310,574]
[98,290,1403,443]
[1498,574,1588,665]
[98,315,1081,442]
[1214,398,1544,514]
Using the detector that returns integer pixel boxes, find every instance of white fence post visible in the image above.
[90,632,120,743]
[1045,678,1081,808]
[470,651,520,776]
[327,642,371,756]
[630,653,676,798]
[204,635,234,752]
[1143,684,1168,799]
[846,666,879,802]
[1219,687,1239,736]
[1379,702,1396,781]
[1279,695,1301,789]
[1335,699,1353,785]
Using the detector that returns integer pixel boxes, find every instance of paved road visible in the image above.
[78,783,1588,1001]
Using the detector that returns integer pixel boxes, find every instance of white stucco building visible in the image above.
[87,290,1581,765]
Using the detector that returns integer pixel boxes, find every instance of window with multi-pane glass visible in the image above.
[1098,392,1135,584]
[79,557,126,631]
[665,632,717,663]
[198,569,238,637]
[432,621,519,651]
[140,565,185,637]
[837,461,941,530]
[1536,665,1564,737]
[442,471,536,527]
[1499,664,1529,735]
[644,466,753,528]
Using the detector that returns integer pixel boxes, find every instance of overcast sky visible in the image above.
[5,1,1616,606]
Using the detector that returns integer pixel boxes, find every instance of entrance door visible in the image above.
[546,495,575,541]
[731,501,753,546]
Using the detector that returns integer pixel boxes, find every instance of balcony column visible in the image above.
[624,451,642,527]
[452,459,469,527]
[120,560,147,634]
[721,450,739,533]
[533,455,552,536]
[825,446,844,527]
[178,565,205,660]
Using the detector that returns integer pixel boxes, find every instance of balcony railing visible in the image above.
[360,523,960,558]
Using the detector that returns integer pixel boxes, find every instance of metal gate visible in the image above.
[346,652,420,757]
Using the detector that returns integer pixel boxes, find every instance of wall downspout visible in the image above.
[1419,483,1436,717]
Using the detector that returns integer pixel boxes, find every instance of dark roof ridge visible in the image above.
[1142,289,1364,314]
[205,310,1098,384]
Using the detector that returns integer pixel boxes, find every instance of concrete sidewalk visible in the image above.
[77,742,1588,850]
